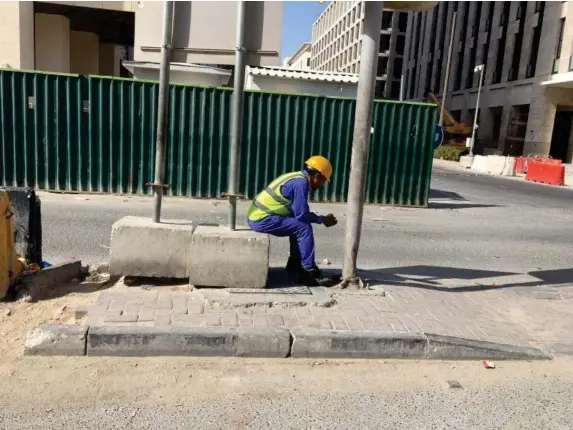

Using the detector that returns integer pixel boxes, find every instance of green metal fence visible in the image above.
[0,69,436,206]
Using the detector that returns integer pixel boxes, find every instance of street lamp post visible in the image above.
[470,64,485,157]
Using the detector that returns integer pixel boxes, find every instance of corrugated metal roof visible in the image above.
[247,66,359,83]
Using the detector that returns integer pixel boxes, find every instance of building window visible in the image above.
[396,35,406,56]
[382,11,393,30]
[398,12,408,32]
[493,2,511,84]
[556,18,565,60]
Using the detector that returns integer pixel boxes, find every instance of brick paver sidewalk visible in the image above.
[87,273,573,357]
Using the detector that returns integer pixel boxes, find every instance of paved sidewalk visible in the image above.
[87,269,573,357]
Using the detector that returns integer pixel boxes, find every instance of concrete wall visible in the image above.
[134,1,283,66]
[99,43,121,76]
[0,2,34,69]
[288,51,311,70]
[245,74,357,98]
[34,13,70,73]
[70,31,99,75]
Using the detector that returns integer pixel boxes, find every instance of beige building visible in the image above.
[405,1,573,162]
[0,1,282,78]
[286,42,311,70]
[311,1,408,99]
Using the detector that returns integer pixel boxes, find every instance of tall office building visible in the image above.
[310,1,408,99]
[404,1,573,161]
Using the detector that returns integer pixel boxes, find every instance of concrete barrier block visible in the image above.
[426,334,551,360]
[189,225,269,289]
[471,155,489,174]
[486,155,508,176]
[459,155,474,169]
[501,157,516,176]
[24,324,88,356]
[109,216,194,278]
[87,326,290,357]
[290,329,427,359]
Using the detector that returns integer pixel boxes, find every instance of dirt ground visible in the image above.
[0,280,100,359]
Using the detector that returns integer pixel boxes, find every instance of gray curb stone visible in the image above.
[426,333,552,360]
[24,325,552,360]
[24,325,88,356]
[290,329,428,359]
[87,326,291,358]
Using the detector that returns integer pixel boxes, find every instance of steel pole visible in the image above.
[152,1,174,223]
[228,0,246,230]
[399,74,405,101]
[470,66,485,156]
[438,11,456,128]
[342,1,384,283]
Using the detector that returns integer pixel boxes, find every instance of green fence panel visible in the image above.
[0,70,436,206]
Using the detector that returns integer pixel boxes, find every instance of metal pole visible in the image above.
[152,1,174,223]
[438,11,456,128]
[342,1,383,283]
[228,0,246,230]
[399,74,405,101]
[470,65,485,156]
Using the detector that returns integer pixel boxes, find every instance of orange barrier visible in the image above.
[525,161,565,186]
[517,156,562,174]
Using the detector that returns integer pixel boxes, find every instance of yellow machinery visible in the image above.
[1,190,23,300]
[427,93,472,149]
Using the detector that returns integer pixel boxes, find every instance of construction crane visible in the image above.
[427,92,472,149]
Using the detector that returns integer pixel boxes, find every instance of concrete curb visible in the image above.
[24,325,552,360]
[87,326,291,358]
[24,324,88,356]
[17,260,83,302]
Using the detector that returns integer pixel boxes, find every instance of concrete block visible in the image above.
[189,225,269,289]
[471,155,489,174]
[24,324,88,356]
[425,334,551,360]
[459,155,474,169]
[87,326,290,357]
[290,329,427,359]
[109,216,194,278]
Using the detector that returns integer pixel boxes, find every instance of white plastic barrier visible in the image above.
[471,155,489,174]
[471,155,516,176]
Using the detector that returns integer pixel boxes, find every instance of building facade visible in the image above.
[310,1,408,99]
[0,1,282,78]
[286,42,312,70]
[404,1,573,162]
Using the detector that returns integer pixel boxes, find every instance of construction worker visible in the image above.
[247,156,338,286]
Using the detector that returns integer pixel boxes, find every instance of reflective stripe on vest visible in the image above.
[247,172,306,222]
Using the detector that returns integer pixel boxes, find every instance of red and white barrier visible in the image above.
[525,161,565,186]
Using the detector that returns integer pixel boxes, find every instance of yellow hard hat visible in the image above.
[305,155,333,181]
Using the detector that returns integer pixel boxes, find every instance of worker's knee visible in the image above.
[294,222,313,239]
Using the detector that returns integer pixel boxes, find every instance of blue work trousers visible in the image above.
[248,215,315,269]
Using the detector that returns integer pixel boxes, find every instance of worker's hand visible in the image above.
[323,214,338,227]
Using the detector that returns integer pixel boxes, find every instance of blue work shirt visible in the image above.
[280,171,324,225]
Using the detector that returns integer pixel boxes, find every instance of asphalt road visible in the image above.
[40,163,573,279]
[1,358,572,429]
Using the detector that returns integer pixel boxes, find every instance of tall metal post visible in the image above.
[228,0,246,230]
[399,74,405,101]
[152,1,174,223]
[341,1,384,283]
[438,11,456,128]
[470,64,485,156]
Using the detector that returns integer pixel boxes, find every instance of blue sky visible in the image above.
[281,1,328,61]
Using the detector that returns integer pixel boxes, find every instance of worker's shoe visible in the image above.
[299,267,334,287]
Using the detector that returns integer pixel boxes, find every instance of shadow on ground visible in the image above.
[359,265,573,293]
[428,189,500,210]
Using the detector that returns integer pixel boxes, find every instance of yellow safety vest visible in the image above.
[247,171,306,222]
